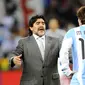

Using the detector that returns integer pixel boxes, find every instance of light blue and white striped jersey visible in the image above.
[59,25,85,84]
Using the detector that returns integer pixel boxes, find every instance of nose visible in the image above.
[40,22,44,26]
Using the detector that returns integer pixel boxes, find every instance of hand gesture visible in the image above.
[13,54,22,66]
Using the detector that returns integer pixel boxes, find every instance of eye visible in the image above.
[42,22,45,25]
[36,22,40,25]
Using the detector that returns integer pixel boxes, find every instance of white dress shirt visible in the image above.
[33,34,45,60]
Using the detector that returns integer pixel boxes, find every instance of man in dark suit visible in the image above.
[9,15,61,85]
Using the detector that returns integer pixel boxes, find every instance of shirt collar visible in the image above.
[33,34,45,40]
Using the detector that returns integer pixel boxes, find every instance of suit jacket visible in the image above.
[9,35,61,85]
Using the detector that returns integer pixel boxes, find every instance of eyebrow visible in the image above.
[36,21,45,23]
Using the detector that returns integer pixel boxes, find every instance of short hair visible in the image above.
[77,6,85,24]
[28,15,46,35]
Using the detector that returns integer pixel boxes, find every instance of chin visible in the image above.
[39,34,44,37]
[39,32,45,36]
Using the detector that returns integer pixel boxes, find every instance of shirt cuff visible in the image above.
[9,57,15,67]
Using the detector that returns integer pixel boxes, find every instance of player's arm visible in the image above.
[59,30,73,77]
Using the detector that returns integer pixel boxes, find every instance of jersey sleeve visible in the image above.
[59,29,74,76]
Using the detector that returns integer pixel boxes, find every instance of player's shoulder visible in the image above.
[67,27,76,33]
[66,27,78,35]
[64,27,77,38]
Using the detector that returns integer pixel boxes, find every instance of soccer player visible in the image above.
[59,6,85,85]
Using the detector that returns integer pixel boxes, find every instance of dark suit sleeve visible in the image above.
[58,38,62,51]
[8,39,24,67]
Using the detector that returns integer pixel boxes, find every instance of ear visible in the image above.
[78,18,82,26]
[29,27,33,31]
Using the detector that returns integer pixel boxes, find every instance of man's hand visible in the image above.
[13,54,22,66]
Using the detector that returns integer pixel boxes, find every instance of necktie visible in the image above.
[38,37,45,60]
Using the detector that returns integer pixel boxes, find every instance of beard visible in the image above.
[36,27,45,37]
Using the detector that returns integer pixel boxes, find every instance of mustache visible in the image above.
[38,26,45,30]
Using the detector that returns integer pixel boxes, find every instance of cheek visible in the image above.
[34,27,38,32]
[43,25,46,29]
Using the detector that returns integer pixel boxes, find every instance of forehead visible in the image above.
[35,18,45,22]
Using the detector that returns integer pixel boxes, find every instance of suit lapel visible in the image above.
[27,35,52,62]
[44,36,52,61]
[28,36,43,62]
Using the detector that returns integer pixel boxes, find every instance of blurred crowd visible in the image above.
[0,0,85,71]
